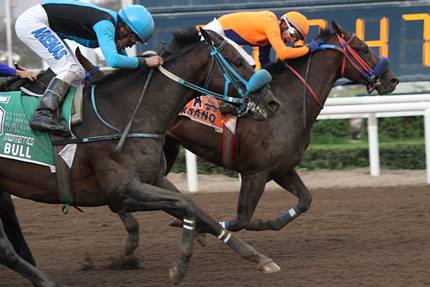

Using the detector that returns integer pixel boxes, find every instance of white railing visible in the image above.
[184,93,430,191]
[319,94,430,183]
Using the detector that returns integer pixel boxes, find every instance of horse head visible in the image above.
[328,21,399,94]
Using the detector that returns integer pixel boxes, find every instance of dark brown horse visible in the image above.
[0,28,280,287]
[161,22,399,233]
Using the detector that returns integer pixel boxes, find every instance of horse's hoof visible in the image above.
[120,255,142,269]
[169,265,185,285]
[125,235,139,256]
[258,259,281,273]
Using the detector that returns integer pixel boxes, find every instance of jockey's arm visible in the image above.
[93,20,139,69]
[264,13,309,61]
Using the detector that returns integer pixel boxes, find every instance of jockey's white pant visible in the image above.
[15,5,85,86]
[204,18,256,66]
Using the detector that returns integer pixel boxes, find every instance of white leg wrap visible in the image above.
[288,208,297,217]
[217,230,226,240]
[223,233,232,244]
[183,218,195,231]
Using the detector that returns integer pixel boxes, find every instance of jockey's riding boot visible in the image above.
[29,78,70,136]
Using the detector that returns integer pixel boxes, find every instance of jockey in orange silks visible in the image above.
[204,11,324,66]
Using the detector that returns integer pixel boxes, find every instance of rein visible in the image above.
[158,31,271,117]
[158,39,251,105]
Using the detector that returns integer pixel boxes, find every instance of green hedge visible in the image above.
[169,141,425,174]
[301,141,425,170]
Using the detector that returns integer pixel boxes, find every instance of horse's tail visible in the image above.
[0,190,36,265]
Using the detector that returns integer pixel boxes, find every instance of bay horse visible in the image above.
[160,22,399,233]
[0,28,280,287]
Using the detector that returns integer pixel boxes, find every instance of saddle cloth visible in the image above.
[0,87,78,170]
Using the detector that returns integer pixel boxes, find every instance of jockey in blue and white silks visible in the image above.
[15,0,164,136]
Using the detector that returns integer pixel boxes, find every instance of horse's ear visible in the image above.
[332,21,347,38]
[199,27,212,46]
[75,47,85,64]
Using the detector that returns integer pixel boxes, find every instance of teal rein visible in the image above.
[51,84,164,145]
[159,38,253,106]
[90,85,121,132]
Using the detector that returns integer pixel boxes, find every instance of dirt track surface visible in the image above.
[1,171,430,287]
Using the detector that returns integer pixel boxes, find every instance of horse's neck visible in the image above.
[94,69,198,134]
[277,54,342,128]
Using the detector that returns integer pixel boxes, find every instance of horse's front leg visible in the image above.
[219,172,268,231]
[246,169,312,231]
[111,178,196,285]
[0,190,35,265]
[156,176,280,274]
[0,218,64,287]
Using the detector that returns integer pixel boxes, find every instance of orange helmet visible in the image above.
[280,11,309,40]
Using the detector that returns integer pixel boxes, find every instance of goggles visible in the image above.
[281,15,303,42]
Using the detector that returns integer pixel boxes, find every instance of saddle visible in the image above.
[20,84,84,126]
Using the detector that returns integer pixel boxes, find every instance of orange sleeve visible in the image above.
[263,12,310,61]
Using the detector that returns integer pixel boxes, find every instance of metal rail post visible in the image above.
[368,113,380,176]
[185,150,198,192]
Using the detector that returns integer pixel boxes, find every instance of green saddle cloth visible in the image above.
[0,87,76,168]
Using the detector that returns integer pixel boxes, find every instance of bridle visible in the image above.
[331,33,389,93]
[287,31,390,109]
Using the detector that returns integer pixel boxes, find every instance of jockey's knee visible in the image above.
[56,65,85,86]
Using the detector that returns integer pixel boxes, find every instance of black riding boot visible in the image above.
[29,78,70,136]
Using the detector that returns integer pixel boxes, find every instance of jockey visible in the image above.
[204,11,324,66]
[0,63,37,81]
[15,0,164,136]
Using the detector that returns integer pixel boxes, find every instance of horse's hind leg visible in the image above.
[0,190,35,265]
[156,176,280,274]
[0,218,63,287]
[246,169,312,231]
[163,135,181,175]
[112,179,196,285]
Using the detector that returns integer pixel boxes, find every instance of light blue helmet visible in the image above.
[118,5,154,43]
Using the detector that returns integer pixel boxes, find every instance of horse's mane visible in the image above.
[166,27,201,55]
[265,27,334,76]
[0,76,21,91]
[0,69,55,91]
[94,27,201,85]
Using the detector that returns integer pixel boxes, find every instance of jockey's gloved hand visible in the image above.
[307,39,325,53]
